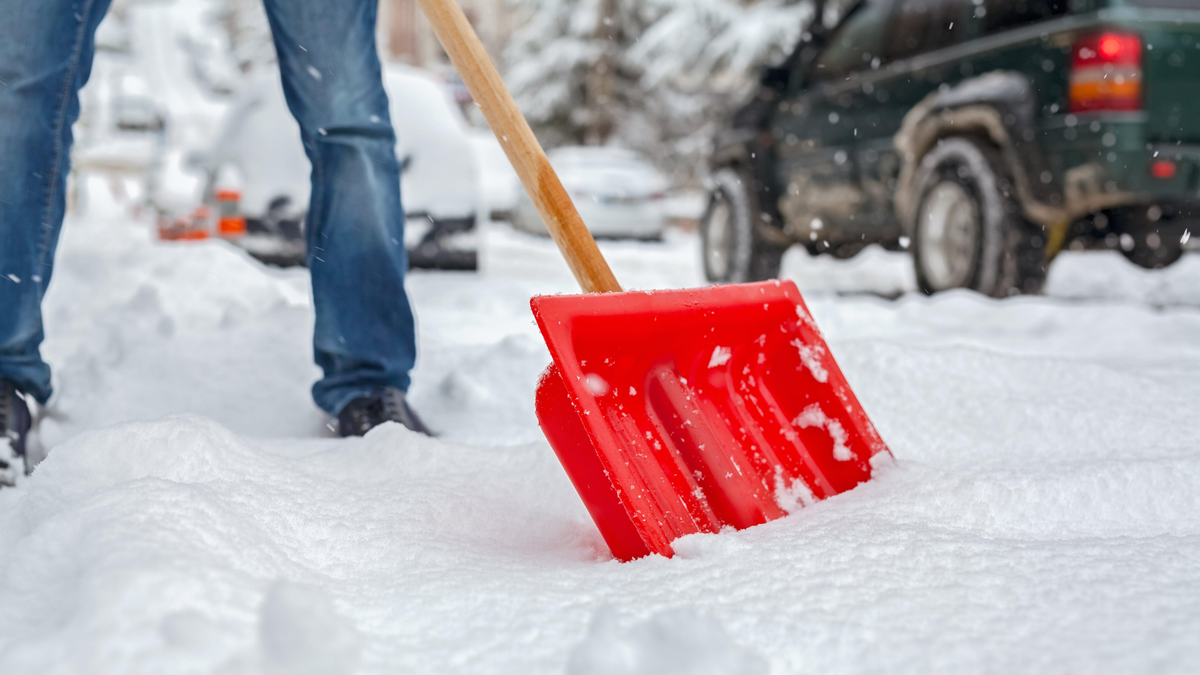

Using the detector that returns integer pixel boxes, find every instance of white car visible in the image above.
[468,129,521,221]
[154,63,482,269]
[509,146,670,240]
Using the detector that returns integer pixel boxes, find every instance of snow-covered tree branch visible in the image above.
[504,0,816,183]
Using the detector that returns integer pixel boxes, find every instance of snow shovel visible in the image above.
[418,0,891,561]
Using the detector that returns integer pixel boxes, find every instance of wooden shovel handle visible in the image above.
[415,0,622,294]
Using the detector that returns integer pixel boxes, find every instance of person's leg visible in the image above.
[261,0,417,417]
[0,0,113,404]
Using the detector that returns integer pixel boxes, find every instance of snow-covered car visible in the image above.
[468,129,521,221]
[154,63,482,269]
[509,147,670,240]
[111,73,165,133]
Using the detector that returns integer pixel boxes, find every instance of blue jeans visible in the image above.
[0,0,416,416]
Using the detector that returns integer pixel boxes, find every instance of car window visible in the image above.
[812,0,891,81]
[978,0,1067,35]
[885,0,967,61]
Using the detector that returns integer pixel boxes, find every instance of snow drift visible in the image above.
[1,186,1199,672]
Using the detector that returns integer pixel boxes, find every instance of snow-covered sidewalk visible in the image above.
[1,200,1198,673]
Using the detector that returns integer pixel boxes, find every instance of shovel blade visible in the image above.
[533,280,889,561]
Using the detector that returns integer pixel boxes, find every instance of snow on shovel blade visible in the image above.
[533,280,890,561]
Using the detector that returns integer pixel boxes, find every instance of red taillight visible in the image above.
[1070,32,1142,113]
[1098,36,1124,60]
[1151,160,1177,179]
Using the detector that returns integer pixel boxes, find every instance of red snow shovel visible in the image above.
[419,0,891,561]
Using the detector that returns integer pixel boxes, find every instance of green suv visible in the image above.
[701,0,1200,296]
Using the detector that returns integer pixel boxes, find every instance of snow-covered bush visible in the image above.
[631,0,813,90]
[505,0,816,184]
[504,0,662,148]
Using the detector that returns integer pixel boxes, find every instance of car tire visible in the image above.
[1123,237,1183,269]
[1118,218,1185,270]
[911,137,1047,297]
[701,167,785,283]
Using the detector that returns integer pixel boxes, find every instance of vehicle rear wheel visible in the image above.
[912,137,1047,297]
[1123,240,1183,269]
[1116,214,1186,269]
[701,167,785,283]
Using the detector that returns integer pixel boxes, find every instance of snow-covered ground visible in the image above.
[1,179,1198,673]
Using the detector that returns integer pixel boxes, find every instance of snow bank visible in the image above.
[36,201,322,453]
[781,244,916,297]
[5,375,1197,673]
[0,415,601,673]
[2,188,1199,672]
[781,242,1200,308]
[1046,249,1200,307]
[220,581,363,675]
[567,608,766,675]
[27,1,1200,671]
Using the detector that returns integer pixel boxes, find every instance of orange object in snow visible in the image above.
[214,190,246,237]
[218,217,247,237]
[157,218,210,241]
[420,0,890,560]
[158,205,214,241]
[176,228,210,241]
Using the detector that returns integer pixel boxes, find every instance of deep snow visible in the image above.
[1,181,1199,673]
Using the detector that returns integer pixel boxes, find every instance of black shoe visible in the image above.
[1,380,33,486]
[337,387,432,438]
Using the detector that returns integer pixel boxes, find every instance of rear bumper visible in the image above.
[1042,113,1200,207]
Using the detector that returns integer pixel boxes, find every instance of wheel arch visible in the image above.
[893,72,1064,239]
